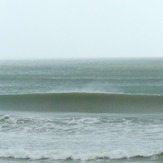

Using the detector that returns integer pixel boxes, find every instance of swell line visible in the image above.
[0,93,163,113]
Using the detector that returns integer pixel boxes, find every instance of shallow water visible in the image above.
[0,112,163,163]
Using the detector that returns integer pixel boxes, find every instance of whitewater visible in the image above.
[0,59,163,163]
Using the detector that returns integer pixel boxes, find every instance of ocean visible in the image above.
[0,58,163,163]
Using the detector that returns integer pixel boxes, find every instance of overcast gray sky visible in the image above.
[0,0,162,59]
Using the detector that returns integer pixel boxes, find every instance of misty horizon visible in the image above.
[0,0,163,59]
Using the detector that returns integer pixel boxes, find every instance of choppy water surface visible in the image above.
[0,58,163,95]
[0,112,163,163]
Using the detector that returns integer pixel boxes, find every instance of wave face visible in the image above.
[0,93,163,113]
[0,112,163,162]
[1,59,163,113]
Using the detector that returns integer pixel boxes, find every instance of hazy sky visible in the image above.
[0,0,163,59]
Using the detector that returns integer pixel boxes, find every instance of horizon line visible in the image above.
[0,56,163,61]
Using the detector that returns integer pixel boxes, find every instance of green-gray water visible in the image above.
[0,59,163,163]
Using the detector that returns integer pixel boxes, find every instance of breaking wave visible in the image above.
[0,149,163,160]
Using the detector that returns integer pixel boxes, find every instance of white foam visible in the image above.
[0,149,162,160]
[1,113,163,161]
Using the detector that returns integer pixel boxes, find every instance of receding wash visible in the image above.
[0,59,163,163]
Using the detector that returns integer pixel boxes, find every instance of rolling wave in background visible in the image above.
[0,92,163,113]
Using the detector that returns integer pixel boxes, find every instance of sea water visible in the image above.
[0,58,163,163]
